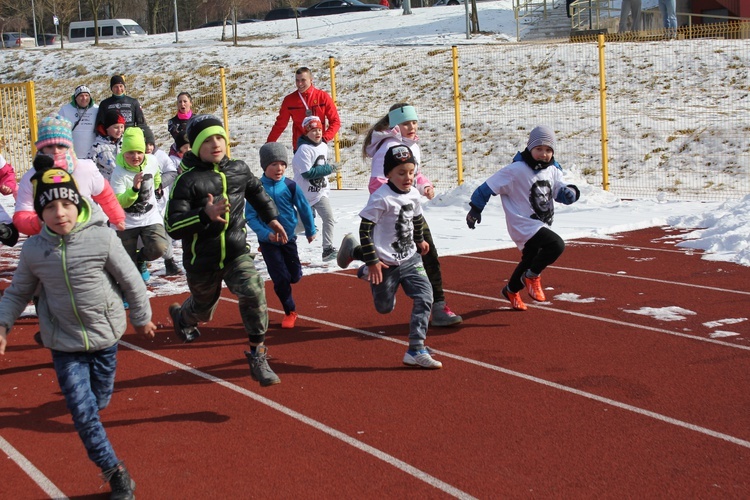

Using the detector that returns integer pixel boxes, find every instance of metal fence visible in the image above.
[0,82,36,179]
[5,28,750,201]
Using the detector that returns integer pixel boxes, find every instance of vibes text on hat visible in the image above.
[32,168,83,218]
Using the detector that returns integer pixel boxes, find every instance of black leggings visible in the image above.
[507,227,565,293]
[421,219,445,304]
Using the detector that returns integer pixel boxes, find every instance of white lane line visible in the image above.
[568,240,703,254]
[213,298,750,451]
[331,270,750,351]
[447,289,750,352]
[0,434,68,499]
[454,255,750,296]
[120,339,477,500]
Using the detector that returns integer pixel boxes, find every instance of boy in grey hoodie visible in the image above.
[0,165,156,499]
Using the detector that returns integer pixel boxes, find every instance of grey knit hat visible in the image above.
[259,142,288,171]
[527,125,556,153]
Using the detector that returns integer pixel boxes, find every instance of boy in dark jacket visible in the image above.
[165,115,288,386]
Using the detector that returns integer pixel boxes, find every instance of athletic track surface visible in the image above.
[1,227,749,498]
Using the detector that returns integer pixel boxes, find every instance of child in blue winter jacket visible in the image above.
[467,125,580,311]
[247,142,317,329]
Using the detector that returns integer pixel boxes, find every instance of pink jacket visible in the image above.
[13,158,125,236]
[0,160,18,198]
[366,127,433,195]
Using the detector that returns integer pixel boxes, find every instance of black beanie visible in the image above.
[32,168,83,219]
[383,144,416,177]
[110,74,125,89]
[173,132,189,149]
[103,109,125,130]
[141,125,156,146]
[186,114,228,152]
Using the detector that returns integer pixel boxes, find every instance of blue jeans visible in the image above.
[51,344,120,471]
[658,0,677,29]
[370,253,433,350]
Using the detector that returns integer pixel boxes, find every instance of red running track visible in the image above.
[1,227,749,498]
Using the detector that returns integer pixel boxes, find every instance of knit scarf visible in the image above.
[520,148,555,171]
[50,149,77,174]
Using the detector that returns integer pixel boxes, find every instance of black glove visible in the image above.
[466,203,482,229]
[0,222,19,247]
[33,154,55,173]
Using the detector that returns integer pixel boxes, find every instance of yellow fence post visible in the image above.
[219,67,231,158]
[597,34,609,192]
[329,56,342,190]
[451,46,464,186]
[27,81,38,157]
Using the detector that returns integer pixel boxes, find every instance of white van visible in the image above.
[68,19,146,42]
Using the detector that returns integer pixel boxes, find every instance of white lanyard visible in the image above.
[298,91,313,116]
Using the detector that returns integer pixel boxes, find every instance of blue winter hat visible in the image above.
[388,105,419,128]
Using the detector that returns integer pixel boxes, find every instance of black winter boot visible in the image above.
[102,462,135,500]
[164,258,181,276]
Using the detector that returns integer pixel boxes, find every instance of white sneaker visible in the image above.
[403,348,442,369]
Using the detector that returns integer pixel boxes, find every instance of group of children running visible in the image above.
[0,89,579,498]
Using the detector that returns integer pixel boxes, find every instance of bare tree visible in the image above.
[87,0,103,44]
[286,0,304,39]
[469,0,479,34]
[47,0,79,48]
[145,0,165,34]
[0,0,30,44]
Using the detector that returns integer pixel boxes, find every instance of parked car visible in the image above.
[237,18,262,23]
[301,0,388,17]
[265,8,306,20]
[37,33,60,46]
[431,0,462,4]
[198,20,233,29]
[2,32,36,48]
